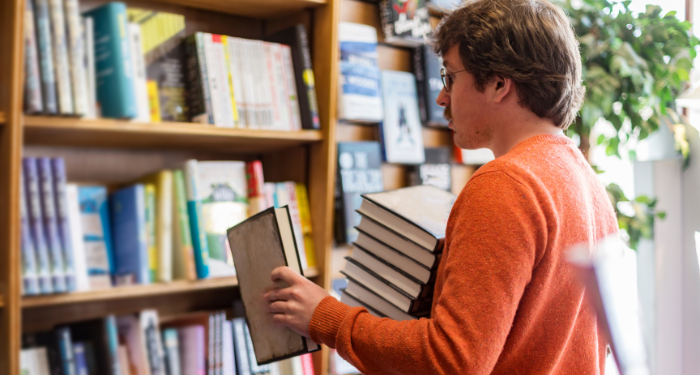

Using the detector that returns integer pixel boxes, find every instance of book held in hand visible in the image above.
[226,206,320,365]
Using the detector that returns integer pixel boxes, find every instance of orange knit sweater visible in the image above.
[310,135,619,374]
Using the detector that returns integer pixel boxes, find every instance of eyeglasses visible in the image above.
[440,68,467,93]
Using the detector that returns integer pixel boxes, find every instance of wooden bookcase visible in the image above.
[0,0,339,373]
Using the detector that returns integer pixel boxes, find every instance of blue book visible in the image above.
[110,184,149,285]
[72,342,89,375]
[23,158,56,294]
[32,0,58,114]
[56,327,77,375]
[19,171,40,295]
[70,315,122,375]
[83,2,136,119]
[78,186,114,289]
[50,158,77,291]
[37,158,69,293]
[184,160,209,279]
[162,329,181,375]
[231,318,251,375]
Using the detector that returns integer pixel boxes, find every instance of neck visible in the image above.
[488,117,564,158]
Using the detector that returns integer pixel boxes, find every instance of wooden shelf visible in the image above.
[149,0,325,18]
[0,294,4,308]
[0,111,5,125]
[24,116,323,153]
[22,268,318,309]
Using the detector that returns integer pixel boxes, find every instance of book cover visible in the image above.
[295,184,317,270]
[379,0,431,47]
[84,2,137,119]
[127,8,188,122]
[36,158,69,293]
[128,22,152,122]
[172,170,196,281]
[177,325,205,375]
[197,161,249,278]
[48,0,74,114]
[265,24,321,130]
[23,158,54,294]
[64,0,88,116]
[183,160,210,279]
[66,184,89,291]
[414,45,447,126]
[335,142,384,244]
[185,33,213,124]
[226,207,319,365]
[71,316,122,375]
[380,70,425,164]
[50,158,77,292]
[77,186,114,289]
[72,343,89,375]
[33,0,58,114]
[406,147,452,191]
[162,328,181,375]
[24,0,43,114]
[274,182,308,271]
[338,23,383,123]
[110,184,149,285]
[19,171,40,296]
[140,170,174,283]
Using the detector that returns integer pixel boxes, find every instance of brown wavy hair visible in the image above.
[433,0,585,129]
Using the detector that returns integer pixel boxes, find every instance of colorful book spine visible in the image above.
[295,24,320,130]
[104,315,123,375]
[184,160,210,278]
[23,159,53,294]
[37,158,70,292]
[173,170,196,280]
[245,161,266,217]
[77,186,114,289]
[129,22,151,122]
[110,184,149,285]
[19,171,40,296]
[204,34,235,127]
[221,36,240,127]
[48,0,74,114]
[84,2,137,118]
[282,182,308,271]
[185,32,213,124]
[64,0,88,116]
[56,326,77,375]
[83,16,97,119]
[295,184,317,270]
[66,184,89,291]
[226,37,247,127]
[51,158,77,292]
[73,343,89,375]
[163,329,181,375]
[144,183,158,282]
[24,0,43,113]
[34,0,58,114]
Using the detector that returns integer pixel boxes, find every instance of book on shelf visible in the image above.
[335,142,384,245]
[66,184,90,291]
[48,0,74,115]
[379,70,426,164]
[338,22,383,123]
[20,170,41,296]
[406,147,452,191]
[110,184,150,286]
[172,170,197,281]
[128,22,152,122]
[77,185,114,290]
[70,315,123,375]
[226,206,320,365]
[413,45,448,127]
[83,16,97,119]
[183,159,211,279]
[24,0,43,114]
[379,0,431,47]
[65,0,89,116]
[33,0,58,114]
[140,170,174,283]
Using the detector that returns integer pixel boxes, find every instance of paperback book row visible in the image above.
[334,142,453,245]
[23,0,320,130]
[20,307,316,375]
[338,185,456,321]
[20,157,317,296]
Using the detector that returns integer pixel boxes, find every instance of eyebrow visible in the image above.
[442,58,454,70]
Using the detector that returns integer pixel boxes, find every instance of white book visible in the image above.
[227,37,247,127]
[83,17,97,119]
[254,40,272,128]
[215,35,235,128]
[203,33,226,127]
[66,184,89,291]
[221,36,239,128]
[20,349,37,375]
[140,310,166,373]
[242,39,260,128]
[265,43,289,130]
[49,0,74,114]
[275,183,308,271]
[281,45,302,131]
[34,347,51,375]
[128,23,151,123]
[355,230,431,283]
[222,321,236,375]
[64,0,88,116]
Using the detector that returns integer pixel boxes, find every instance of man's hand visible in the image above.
[263,266,330,338]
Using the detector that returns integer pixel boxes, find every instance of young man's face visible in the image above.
[437,46,492,150]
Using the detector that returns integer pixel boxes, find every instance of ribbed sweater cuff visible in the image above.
[309,296,352,348]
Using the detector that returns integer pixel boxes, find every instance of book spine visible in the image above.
[66,184,89,291]
[295,184,317,270]
[283,182,308,271]
[72,343,89,375]
[77,186,114,289]
[379,0,395,44]
[64,0,88,116]
[216,312,224,375]
[50,158,76,292]
[203,34,225,127]
[264,43,285,130]
[24,0,44,113]
[49,0,74,114]
[34,348,52,375]
[34,0,58,114]
[300,353,315,375]
[413,46,428,124]
[208,314,215,375]
[221,36,240,127]
[280,45,301,131]
[148,80,162,122]
[185,33,213,124]
[227,37,247,127]
[144,183,158,283]
[231,318,251,375]
[103,315,123,375]
[183,160,210,278]
[163,328,182,375]
[256,41,273,129]
[83,17,97,118]
[55,327,77,375]
[245,161,266,216]
[36,158,67,293]
[157,171,173,283]
[110,185,149,285]
[243,323,270,373]
[20,170,41,295]
[173,170,196,280]
[295,25,320,130]
[128,23,152,122]
[222,321,235,375]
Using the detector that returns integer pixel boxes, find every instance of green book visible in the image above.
[173,170,196,280]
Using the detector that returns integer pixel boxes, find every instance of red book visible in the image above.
[301,353,315,375]
[246,161,267,215]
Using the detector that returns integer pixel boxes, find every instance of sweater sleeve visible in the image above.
[309,170,548,375]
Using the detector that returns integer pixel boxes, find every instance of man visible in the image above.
[264,0,618,373]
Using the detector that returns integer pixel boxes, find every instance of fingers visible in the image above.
[271,266,302,285]
[269,301,288,314]
[265,287,293,302]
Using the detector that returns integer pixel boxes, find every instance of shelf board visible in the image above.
[24,116,323,153]
[150,0,325,19]
[22,268,318,309]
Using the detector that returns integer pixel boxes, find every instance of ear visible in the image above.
[490,76,514,103]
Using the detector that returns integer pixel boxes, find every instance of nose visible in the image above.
[437,87,449,108]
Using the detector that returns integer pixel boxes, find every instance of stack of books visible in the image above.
[339,185,456,320]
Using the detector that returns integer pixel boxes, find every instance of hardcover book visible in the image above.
[183,160,210,279]
[36,158,69,292]
[380,70,425,164]
[335,142,384,245]
[172,170,196,281]
[20,170,40,296]
[185,33,213,124]
[414,45,448,127]
[110,184,149,285]
[226,206,320,365]
[50,158,77,292]
[77,186,114,289]
[338,22,383,123]
[406,147,452,191]
[48,0,74,115]
[33,0,58,114]
[65,0,88,116]
[23,158,54,294]
[379,0,431,47]
[24,0,43,113]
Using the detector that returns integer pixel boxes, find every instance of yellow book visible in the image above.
[141,171,173,282]
[147,80,161,123]
[295,184,317,270]
[221,35,240,126]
